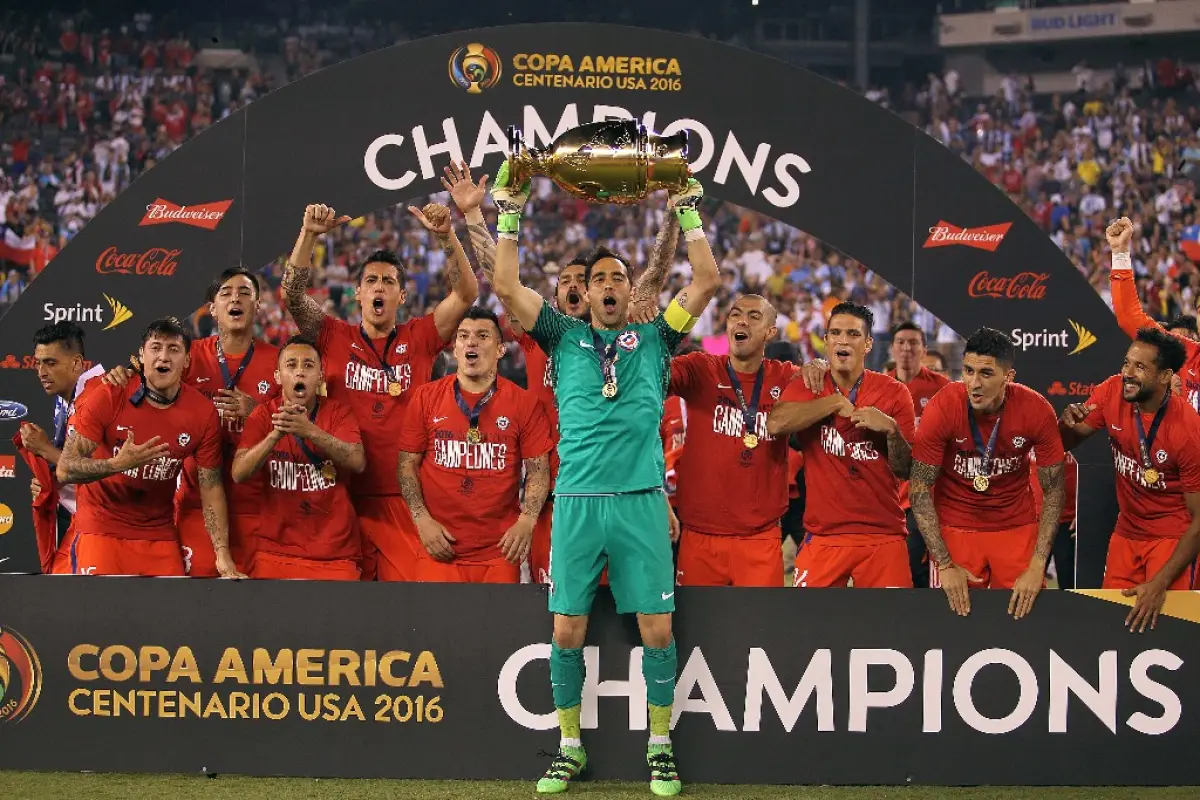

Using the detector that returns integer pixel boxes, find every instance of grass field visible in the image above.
[0,774,1195,800]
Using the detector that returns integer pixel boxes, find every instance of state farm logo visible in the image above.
[968,271,1049,300]
[95,247,180,277]
[139,198,232,231]
[924,221,1012,253]
[1048,380,1099,398]
[0,455,13,479]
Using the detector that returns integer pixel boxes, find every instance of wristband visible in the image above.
[497,212,521,236]
[498,231,518,241]
[676,207,702,233]
[1111,251,1132,273]
[683,227,706,242]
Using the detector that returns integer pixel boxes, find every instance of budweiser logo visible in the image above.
[96,247,181,277]
[0,455,14,479]
[968,271,1049,300]
[923,221,1012,252]
[139,198,232,230]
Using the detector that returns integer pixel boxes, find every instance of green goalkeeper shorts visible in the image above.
[548,491,676,616]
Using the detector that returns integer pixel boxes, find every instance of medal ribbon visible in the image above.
[292,399,329,474]
[454,381,498,435]
[53,393,72,449]
[725,358,765,441]
[590,329,620,389]
[833,372,864,405]
[1134,392,1170,475]
[966,396,1004,483]
[215,336,255,390]
[359,325,400,383]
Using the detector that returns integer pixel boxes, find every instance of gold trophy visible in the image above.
[506,119,690,205]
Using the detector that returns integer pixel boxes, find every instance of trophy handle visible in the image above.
[506,125,530,185]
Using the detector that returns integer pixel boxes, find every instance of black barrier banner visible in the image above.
[0,24,1128,573]
[0,578,1197,786]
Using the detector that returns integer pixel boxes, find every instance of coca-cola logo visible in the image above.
[95,247,181,277]
[139,198,232,231]
[968,271,1049,300]
[923,220,1012,252]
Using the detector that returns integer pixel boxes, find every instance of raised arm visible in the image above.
[666,180,719,318]
[630,212,680,321]
[489,161,550,332]
[408,201,479,341]
[1058,402,1099,452]
[283,204,352,339]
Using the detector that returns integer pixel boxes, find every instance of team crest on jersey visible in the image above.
[770,386,781,400]
[1012,436,1026,448]
[496,416,510,430]
[396,343,408,355]
[1156,449,1168,464]
[616,331,641,351]
[920,397,929,407]
[258,380,270,395]
[178,433,191,446]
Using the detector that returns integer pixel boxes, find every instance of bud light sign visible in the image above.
[0,401,29,422]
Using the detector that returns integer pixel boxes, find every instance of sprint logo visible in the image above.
[1010,320,1096,356]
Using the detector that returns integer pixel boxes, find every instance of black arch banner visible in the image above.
[0,24,1124,573]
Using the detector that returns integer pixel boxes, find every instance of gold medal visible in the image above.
[1144,467,1160,485]
[743,433,759,450]
[602,382,618,399]
[321,461,336,481]
[973,474,990,493]
[387,381,403,397]
[466,427,482,444]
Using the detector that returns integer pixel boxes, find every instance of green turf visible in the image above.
[0,774,1194,800]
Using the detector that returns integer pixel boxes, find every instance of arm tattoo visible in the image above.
[632,214,679,306]
[886,427,913,478]
[308,429,363,471]
[677,290,689,308]
[57,432,118,484]
[198,466,230,549]
[439,234,462,283]
[281,263,325,339]
[521,454,550,518]
[397,451,429,521]
[909,459,951,567]
[1035,463,1067,561]
[466,221,497,283]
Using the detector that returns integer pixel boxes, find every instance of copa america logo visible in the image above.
[448,43,503,94]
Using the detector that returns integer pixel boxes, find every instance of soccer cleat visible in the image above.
[536,745,587,794]
[647,743,681,797]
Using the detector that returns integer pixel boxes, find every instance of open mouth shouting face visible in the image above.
[355,259,405,331]
[140,334,189,392]
[961,353,1013,412]
[211,273,259,332]
[823,312,871,373]
[725,295,778,360]
[454,315,504,380]
[556,264,589,319]
[586,256,631,329]
[276,342,322,405]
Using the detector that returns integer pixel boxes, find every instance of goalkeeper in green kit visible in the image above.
[491,163,718,796]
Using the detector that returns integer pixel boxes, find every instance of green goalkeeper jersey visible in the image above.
[530,300,684,495]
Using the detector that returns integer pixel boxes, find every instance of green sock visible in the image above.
[550,643,585,743]
[643,640,677,726]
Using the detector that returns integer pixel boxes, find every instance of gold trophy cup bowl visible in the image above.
[507,119,690,205]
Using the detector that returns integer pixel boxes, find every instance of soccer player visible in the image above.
[282,194,478,582]
[492,163,718,796]
[396,307,553,582]
[922,350,949,377]
[798,319,950,587]
[1059,327,1200,631]
[458,160,678,584]
[767,302,916,588]
[1107,216,1200,410]
[670,294,797,586]
[1166,314,1199,343]
[232,336,366,580]
[909,327,1066,618]
[56,318,243,578]
[15,322,104,573]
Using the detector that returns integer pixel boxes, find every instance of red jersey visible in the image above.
[661,396,687,499]
[318,315,447,497]
[1083,375,1200,540]
[670,354,799,535]
[241,398,362,561]
[176,337,280,517]
[887,366,952,510]
[914,382,1064,531]
[781,370,916,541]
[1111,271,1200,411]
[1030,450,1078,525]
[520,332,557,433]
[69,382,222,541]
[398,376,554,563]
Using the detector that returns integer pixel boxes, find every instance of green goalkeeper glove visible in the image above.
[669,178,704,234]
[490,160,531,236]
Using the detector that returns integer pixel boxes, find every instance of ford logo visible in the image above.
[0,401,29,421]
